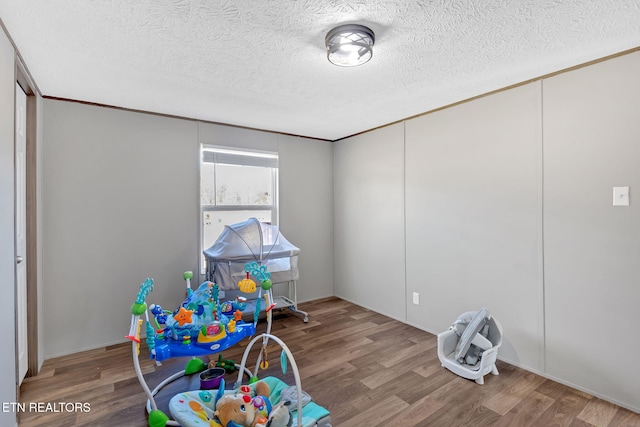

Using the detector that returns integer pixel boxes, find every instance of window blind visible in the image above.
[202,150,278,168]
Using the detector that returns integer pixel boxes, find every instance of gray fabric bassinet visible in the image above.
[203,217,300,291]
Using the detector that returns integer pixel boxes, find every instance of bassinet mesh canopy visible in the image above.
[203,217,300,291]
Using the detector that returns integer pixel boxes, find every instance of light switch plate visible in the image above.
[613,187,630,206]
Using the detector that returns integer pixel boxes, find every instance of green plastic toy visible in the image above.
[184,358,207,375]
[148,409,169,427]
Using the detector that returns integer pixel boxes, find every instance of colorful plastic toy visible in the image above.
[128,269,300,426]
[126,272,259,426]
[127,268,330,427]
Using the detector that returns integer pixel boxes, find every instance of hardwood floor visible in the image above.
[18,297,640,427]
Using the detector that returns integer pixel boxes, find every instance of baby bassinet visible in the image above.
[203,217,300,290]
[203,218,308,322]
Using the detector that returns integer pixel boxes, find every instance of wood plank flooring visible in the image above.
[17,297,640,426]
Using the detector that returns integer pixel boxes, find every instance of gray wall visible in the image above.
[42,104,334,358]
[43,100,200,358]
[278,134,334,302]
[0,25,17,427]
[543,52,640,411]
[334,123,406,321]
[405,82,544,371]
[333,51,640,412]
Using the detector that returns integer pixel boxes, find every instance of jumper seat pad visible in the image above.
[454,307,490,363]
[169,376,330,427]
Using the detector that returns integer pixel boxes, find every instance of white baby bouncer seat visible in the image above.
[437,308,503,385]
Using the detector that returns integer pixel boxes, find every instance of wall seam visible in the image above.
[196,121,202,279]
[403,121,408,323]
[539,79,547,374]
[331,140,336,298]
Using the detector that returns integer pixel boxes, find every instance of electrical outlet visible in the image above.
[412,292,420,305]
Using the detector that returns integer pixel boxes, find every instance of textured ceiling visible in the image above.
[1,1,640,141]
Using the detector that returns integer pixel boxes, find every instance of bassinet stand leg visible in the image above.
[272,281,308,322]
[286,304,308,323]
[286,280,308,323]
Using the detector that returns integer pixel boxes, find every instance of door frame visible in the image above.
[16,59,39,378]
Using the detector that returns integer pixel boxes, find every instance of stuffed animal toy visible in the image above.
[214,381,273,427]
[214,394,258,427]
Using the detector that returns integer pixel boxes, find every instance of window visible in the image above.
[200,146,278,272]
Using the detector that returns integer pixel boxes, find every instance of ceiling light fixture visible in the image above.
[325,24,375,67]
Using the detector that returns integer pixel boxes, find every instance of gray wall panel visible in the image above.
[278,134,334,302]
[334,123,406,320]
[543,51,640,411]
[405,82,544,371]
[42,100,200,357]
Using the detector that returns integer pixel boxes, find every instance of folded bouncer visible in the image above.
[437,308,503,385]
